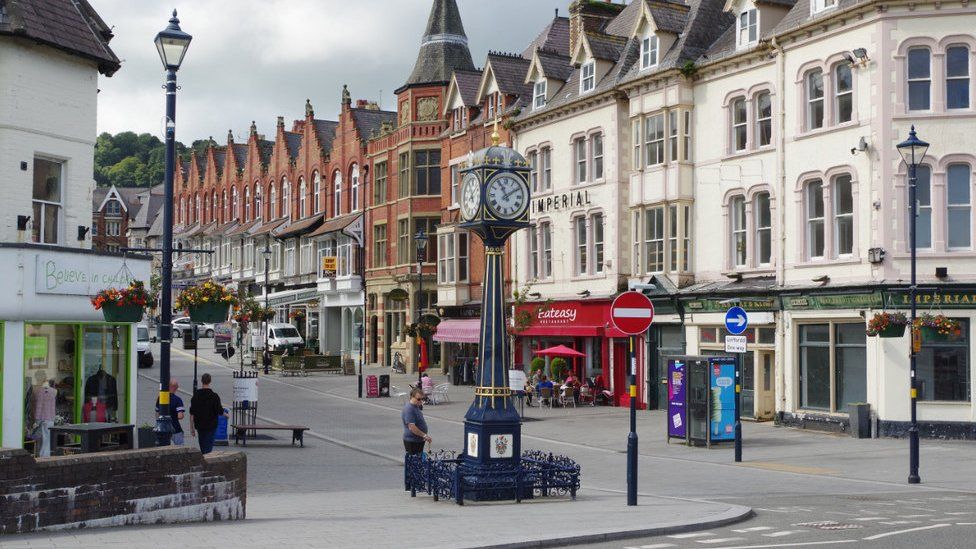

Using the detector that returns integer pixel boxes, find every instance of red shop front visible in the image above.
[514,299,646,409]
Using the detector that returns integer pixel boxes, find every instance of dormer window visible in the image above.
[452,107,466,132]
[641,35,659,70]
[812,0,837,13]
[737,9,757,48]
[581,61,596,93]
[533,80,547,110]
[487,94,496,119]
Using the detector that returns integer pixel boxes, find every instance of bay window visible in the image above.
[644,114,665,166]
[632,120,642,169]
[683,111,692,161]
[668,112,678,162]
[644,207,665,273]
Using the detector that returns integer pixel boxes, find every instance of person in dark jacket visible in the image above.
[189,373,228,454]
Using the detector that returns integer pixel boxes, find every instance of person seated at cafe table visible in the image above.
[535,375,554,406]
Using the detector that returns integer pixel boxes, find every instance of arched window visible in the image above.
[907,47,931,111]
[254,183,262,221]
[222,190,227,222]
[244,186,251,222]
[351,164,360,212]
[730,196,747,267]
[313,171,321,214]
[834,63,853,124]
[833,174,854,256]
[908,165,932,249]
[299,177,307,218]
[231,187,239,220]
[270,182,278,219]
[281,177,290,220]
[755,192,772,265]
[179,197,185,224]
[805,69,825,130]
[212,191,217,222]
[946,45,970,109]
[334,170,343,216]
[195,194,201,224]
[805,180,825,259]
[947,163,972,249]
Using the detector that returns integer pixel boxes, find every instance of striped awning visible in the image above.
[433,319,481,344]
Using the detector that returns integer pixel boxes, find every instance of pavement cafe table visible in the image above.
[48,422,134,455]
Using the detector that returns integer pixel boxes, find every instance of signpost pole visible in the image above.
[734,353,742,462]
[627,334,638,506]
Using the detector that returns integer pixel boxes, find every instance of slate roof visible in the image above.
[603,0,646,37]
[698,0,802,64]
[350,108,397,140]
[486,52,532,97]
[771,0,853,36]
[231,144,248,169]
[192,155,205,181]
[584,32,628,61]
[283,132,302,162]
[130,190,164,230]
[452,69,483,107]
[213,148,227,174]
[0,0,120,75]
[535,49,574,82]
[258,139,275,165]
[401,0,475,89]
[522,15,570,58]
[312,119,339,155]
[644,0,692,35]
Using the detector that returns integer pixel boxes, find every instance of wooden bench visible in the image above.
[305,355,342,374]
[232,424,309,447]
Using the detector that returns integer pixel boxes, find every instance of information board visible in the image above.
[233,376,258,402]
[709,357,737,442]
[508,369,527,393]
[366,375,379,398]
[667,358,687,439]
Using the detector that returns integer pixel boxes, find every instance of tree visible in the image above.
[94,131,188,188]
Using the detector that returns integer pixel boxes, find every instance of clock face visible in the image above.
[485,173,529,220]
[460,173,482,221]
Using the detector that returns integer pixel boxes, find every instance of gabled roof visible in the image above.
[400,0,475,90]
[350,108,397,141]
[637,0,691,35]
[192,155,205,181]
[521,15,570,58]
[770,0,845,36]
[283,131,302,162]
[451,69,484,107]
[530,49,574,83]
[604,0,648,37]
[312,119,339,155]
[478,52,532,102]
[582,32,628,62]
[231,144,248,169]
[0,0,121,76]
[258,139,275,166]
[212,148,227,174]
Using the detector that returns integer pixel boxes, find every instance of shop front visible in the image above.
[312,214,364,364]
[0,245,150,452]
[514,299,646,408]
[433,305,481,382]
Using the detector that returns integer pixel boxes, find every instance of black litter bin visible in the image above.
[182,327,197,350]
[379,374,390,397]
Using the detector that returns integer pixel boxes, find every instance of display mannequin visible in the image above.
[84,367,118,422]
[33,380,57,457]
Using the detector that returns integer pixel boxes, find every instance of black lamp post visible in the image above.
[262,238,273,375]
[896,125,929,485]
[153,9,191,446]
[414,229,429,385]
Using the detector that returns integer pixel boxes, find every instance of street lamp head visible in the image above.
[262,245,273,257]
[896,125,930,167]
[414,229,429,251]
[154,9,192,71]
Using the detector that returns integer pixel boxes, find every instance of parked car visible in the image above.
[266,323,304,352]
[136,324,154,368]
[172,317,215,339]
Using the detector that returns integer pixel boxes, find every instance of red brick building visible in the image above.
[91,185,142,253]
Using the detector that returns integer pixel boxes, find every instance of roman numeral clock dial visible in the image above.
[485,173,528,220]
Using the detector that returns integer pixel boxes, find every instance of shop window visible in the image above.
[907,48,931,111]
[798,322,865,412]
[81,325,128,422]
[917,319,969,401]
[24,325,77,443]
[32,157,63,244]
[700,327,718,344]
[946,45,970,109]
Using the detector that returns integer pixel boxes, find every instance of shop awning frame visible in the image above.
[433,318,481,344]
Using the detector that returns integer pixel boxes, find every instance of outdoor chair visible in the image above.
[391,385,408,403]
[578,385,595,406]
[559,386,576,408]
[431,383,450,404]
[537,387,553,412]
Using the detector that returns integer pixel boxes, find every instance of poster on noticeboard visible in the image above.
[667,359,686,439]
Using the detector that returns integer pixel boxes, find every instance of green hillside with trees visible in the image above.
[94,131,213,187]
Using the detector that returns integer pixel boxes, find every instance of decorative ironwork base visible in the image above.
[405,450,580,505]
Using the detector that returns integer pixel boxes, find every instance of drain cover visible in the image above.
[794,521,864,530]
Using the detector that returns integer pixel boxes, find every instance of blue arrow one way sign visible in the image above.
[725,306,749,335]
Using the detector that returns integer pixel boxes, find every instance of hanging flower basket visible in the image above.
[866,312,909,338]
[189,302,230,324]
[913,314,961,342]
[176,280,237,324]
[91,281,151,323]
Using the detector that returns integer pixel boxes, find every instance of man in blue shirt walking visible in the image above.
[402,388,431,455]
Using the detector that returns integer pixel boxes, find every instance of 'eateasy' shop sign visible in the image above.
[35,253,137,296]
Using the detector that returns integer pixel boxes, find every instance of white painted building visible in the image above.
[0,0,150,451]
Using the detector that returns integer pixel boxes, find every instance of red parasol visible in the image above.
[533,344,586,358]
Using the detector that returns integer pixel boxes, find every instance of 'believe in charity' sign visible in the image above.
[34,253,147,296]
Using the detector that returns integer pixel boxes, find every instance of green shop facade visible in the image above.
[645,282,976,438]
[0,244,151,452]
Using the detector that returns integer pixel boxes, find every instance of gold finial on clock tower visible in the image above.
[490,115,501,146]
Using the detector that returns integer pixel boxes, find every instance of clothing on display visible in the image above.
[84,368,118,416]
[33,384,57,421]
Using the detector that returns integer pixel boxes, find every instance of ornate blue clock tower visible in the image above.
[456,127,531,484]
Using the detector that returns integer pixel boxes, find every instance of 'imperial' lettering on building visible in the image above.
[532,190,593,214]
[537,308,578,323]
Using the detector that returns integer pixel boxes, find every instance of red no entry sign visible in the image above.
[611,291,654,335]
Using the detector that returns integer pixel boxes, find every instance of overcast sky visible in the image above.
[93,0,567,143]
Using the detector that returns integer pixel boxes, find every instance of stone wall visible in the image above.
[0,447,246,534]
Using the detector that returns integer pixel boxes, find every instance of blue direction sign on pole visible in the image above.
[725,306,748,335]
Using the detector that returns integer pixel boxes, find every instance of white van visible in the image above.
[136,324,154,368]
[266,323,304,351]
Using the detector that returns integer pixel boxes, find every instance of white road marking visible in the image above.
[955,522,976,525]
[732,527,775,533]
[692,541,858,549]
[878,520,921,525]
[945,511,974,515]
[637,544,677,549]
[852,517,887,521]
[762,531,805,538]
[862,523,951,541]
[898,514,933,518]
[668,532,715,539]
[696,538,745,545]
